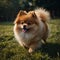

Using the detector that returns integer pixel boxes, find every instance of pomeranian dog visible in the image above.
[13,8,50,53]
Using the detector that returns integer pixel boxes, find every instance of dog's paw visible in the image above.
[28,48,34,53]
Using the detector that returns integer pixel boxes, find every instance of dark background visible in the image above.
[0,0,60,22]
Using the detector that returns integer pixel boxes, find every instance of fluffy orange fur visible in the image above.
[13,8,50,53]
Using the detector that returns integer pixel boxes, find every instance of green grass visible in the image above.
[0,19,60,60]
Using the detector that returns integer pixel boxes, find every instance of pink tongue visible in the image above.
[22,29,26,32]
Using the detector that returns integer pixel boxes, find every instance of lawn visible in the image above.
[0,19,60,60]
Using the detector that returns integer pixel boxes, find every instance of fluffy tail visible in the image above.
[35,8,50,22]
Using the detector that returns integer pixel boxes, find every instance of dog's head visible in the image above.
[14,10,39,33]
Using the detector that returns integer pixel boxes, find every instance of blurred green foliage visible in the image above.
[0,0,60,22]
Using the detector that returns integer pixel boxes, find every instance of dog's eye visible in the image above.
[27,22,31,25]
[26,20,32,25]
[21,22,24,24]
[20,21,24,24]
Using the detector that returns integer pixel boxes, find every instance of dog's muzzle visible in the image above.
[22,25,29,32]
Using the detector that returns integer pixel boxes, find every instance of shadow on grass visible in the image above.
[41,43,60,57]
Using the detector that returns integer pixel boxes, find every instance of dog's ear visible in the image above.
[28,11,38,25]
[17,10,27,17]
[31,11,38,24]
[20,10,27,16]
[29,11,37,18]
[14,11,27,24]
[31,11,37,18]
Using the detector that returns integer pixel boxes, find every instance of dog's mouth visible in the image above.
[22,27,30,33]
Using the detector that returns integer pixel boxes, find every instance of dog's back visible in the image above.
[34,8,50,42]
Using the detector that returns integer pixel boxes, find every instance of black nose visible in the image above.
[23,25,26,28]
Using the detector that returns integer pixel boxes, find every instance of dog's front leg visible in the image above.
[28,41,42,53]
